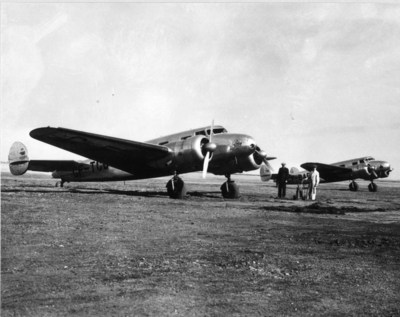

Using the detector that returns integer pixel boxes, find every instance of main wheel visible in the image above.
[166,177,187,199]
[221,181,240,199]
[349,181,359,191]
[368,183,378,192]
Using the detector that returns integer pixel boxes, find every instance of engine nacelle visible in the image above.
[8,141,29,175]
[170,135,209,172]
[236,152,263,172]
[351,167,372,180]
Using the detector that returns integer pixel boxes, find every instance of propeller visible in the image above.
[257,150,276,182]
[254,147,276,172]
[263,156,276,172]
[202,120,216,178]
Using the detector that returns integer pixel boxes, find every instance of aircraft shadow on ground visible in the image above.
[186,191,222,198]
[1,186,222,199]
[1,186,167,197]
[72,187,222,198]
[261,203,386,215]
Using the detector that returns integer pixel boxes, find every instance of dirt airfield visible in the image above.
[1,171,400,317]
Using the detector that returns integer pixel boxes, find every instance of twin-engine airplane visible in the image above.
[261,156,393,192]
[8,124,275,198]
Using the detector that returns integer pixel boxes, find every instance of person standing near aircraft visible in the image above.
[308,165,320,200]
[277,162,289,198]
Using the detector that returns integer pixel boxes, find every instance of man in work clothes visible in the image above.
[277,162,289,198]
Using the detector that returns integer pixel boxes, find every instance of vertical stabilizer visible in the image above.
[290,167,300,174]
[8,142,30,175]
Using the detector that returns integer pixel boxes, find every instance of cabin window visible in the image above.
[352,161,358,166]
[340,164,345,168]
[180,135,191,140]
[195,131,206,136]
[158,141,169,145]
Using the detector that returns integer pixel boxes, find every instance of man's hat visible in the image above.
[281,162,286,166]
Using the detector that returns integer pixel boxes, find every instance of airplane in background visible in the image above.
[260,156,393,192]
[8,124,275,199]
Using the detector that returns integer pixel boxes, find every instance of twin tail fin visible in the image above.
[8,142,29,175]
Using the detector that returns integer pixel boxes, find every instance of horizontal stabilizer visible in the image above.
[28,160,82,172]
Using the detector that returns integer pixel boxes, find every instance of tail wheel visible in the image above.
[55,180,65,188]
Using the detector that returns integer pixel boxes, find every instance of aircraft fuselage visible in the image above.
[331,157,392,181]
[48,125,266,183]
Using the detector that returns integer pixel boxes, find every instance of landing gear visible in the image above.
[349,181,359,192]
[220,174,240,199]
[166,172,187,199]
[55,180,65,188]
[368,182,378,192]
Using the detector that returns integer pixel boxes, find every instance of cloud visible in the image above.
[1,3,399,178]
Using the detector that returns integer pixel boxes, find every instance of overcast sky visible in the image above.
[1,2,399,179]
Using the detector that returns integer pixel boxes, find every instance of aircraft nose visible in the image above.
[231,136,257,155]
[246,138,260,154]
[379,162,390,170]
[375,161,393,177]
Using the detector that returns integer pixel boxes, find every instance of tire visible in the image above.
[368,183,378,192]
[349,181,359,191]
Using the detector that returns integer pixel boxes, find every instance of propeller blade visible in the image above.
[263,157,274,172]
[202,120,215,179]
[202,151,210,179]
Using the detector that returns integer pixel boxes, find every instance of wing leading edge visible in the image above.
[30,127,172,174]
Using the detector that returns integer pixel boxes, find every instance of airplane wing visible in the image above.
[30,127,172,174]
[28,160,82,172]
[301,162,352,182]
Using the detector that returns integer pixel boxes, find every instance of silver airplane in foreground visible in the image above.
[260,156,393,192]
[9,124,275,198]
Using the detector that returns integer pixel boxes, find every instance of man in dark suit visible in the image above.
[277,162,289,198]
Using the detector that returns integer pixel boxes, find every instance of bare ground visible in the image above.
[1,172,400,316]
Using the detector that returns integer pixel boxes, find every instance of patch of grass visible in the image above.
[2,177,400,316]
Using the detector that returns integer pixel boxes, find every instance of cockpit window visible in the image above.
[213,128,227,134]
[205,128,227,135]
[196,127,227,136]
